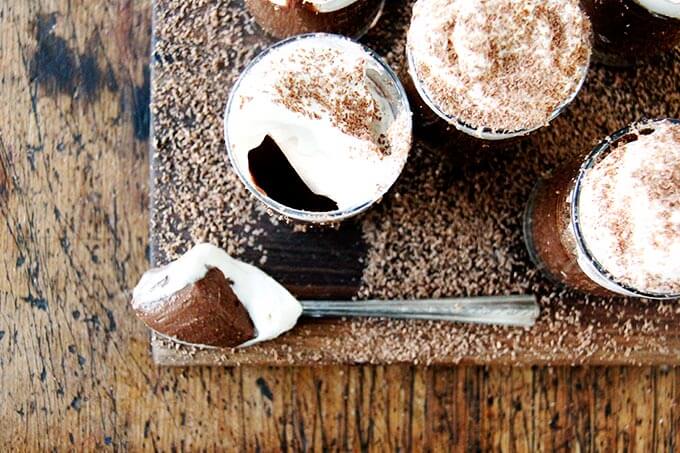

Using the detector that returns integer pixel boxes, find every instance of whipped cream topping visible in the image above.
[268,0,361,13]
[636,0,680,19]
[132,243,303,347]
[226,35,411,213]
[576,120,680,296]
[407,0,591,135]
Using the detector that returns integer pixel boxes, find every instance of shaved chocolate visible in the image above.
[133,268,256,348]
[407,0,592,136]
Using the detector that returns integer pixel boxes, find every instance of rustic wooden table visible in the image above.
[1,0,678,450]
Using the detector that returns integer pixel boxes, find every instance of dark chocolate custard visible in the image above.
[248,135,338,212]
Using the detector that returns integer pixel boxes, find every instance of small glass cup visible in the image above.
[581,0,680,67]
[405,46,590,145]
[523,118,680,299]
[224,33,412,224]
[244,0,385,40]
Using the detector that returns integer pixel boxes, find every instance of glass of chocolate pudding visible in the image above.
[406,0,592,144]
[581,0,680,66]
[523,118,680,299]
[245,0,385,39]
[224,33,412,224]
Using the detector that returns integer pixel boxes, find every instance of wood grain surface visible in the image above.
[1,0,680,450]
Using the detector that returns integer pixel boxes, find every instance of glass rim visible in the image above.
[570,117,680,300]
[405,44,591,141]
[224,32,412,224]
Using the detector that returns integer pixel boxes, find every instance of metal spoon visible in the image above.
[301,294,539,327]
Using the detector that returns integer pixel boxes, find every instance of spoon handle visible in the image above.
[300,295,539,327]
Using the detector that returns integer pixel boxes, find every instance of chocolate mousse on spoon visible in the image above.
[132,244,539,349]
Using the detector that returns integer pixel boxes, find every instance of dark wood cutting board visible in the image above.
[149,0,680,366]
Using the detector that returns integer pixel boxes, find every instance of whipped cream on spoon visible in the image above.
[132,243,539,348]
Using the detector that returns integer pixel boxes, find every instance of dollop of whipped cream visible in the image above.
[226,35,411,212]
[407,0,591,134]
[268,0,361,13]
[132,243,303,347]
[577,120,680,296]
[635,0,680,19]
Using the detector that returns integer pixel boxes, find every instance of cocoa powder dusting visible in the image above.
[151,0,680,365]
[578,122,680,294]
[407,0,592,132]
[272,47,383,143]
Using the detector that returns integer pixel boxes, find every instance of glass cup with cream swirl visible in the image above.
[224,33,412,224]
[523,118,680,299]
[244,0,385,39]
[405,0,592,145]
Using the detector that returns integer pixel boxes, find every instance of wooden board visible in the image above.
[150,0,680,366]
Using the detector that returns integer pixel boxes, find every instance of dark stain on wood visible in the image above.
[22,293,47,310]
[78,52,103,101]
[30,13,117,103]
[69,394,82,411]
[30,13,77,95]
[256,377,274,401]
[0,330,5,341]
[132,67,150,141]
[26,144,44,171]
[84,314,101,331]
[550,413,560,430]
[0,147,10,203]
[105,308,117,332]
